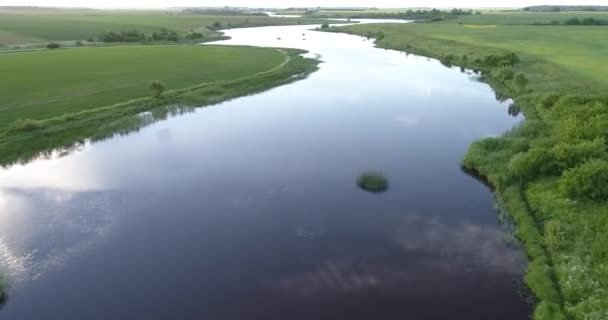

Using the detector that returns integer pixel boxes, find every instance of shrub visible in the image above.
[552,138,606,170]
[12,118,47,132]
[514,73,528,91]
[148,80,165,98]
[320,23,330,29]
[493,66,515,80]
[357,173,389,193]
[75,40,83,46]
[540,93,560,109]
[46,42,61,49]
[508,148,557,180]
[186,32,204,39]
[560,159,608,200]
[565,17,581,25]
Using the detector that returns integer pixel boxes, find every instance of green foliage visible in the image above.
[551,138,607,170]
[11,119,48,132]
[493,66,515,80]
[357,173,389,193]
[560,159,608,200]
[508,148,557,180]
[514,73,528,91]
[46,42,60,49]
[320,23,330,29]
[148,80,165,98]
[99,29,146,42]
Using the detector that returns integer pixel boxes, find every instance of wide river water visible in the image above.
[0,21,529,319]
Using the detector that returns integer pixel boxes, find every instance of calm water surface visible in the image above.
[0,22,529,319]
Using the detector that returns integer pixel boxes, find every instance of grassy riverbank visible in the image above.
[0,46,319,166]
[331,13,608,320]
[0,45,284,126]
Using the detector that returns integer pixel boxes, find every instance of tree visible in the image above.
[148,80,165,98]
[320,23,330,29]
[46,42,61,49]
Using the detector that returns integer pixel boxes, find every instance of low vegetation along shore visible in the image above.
[329,10,608,320]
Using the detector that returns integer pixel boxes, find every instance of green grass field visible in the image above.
[0,45,285,126]
[332,11,608,320]
[336,22,608,94]
[0,8,343,45]
[449,10,608,25]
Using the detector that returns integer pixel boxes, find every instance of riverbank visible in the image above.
[329,20,608,320]
[0,47,319,166]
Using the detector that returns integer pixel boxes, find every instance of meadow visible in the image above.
[331,11,608,320]
[0,45,284,126]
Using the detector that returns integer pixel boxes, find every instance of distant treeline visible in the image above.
[182,8,267,16]
[98,28,204,43]
[535,17,608,26]
[310,8,476,22]
[524,5,608,12]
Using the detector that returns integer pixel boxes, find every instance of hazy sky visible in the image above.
[4,0,608,9]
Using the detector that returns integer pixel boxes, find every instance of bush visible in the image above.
[12,118,47,132]
[148,80,165,98]
[514,73,528,91]
[186,32,204,39]
[565,17,581,25]
[75,40,83,46]
[508,148,557,180]
[552,138,606,170]
[540,93,560,109]
[320,23,330,29]
[493,66,515,80]
[357,172,389,193]
[46,42,61,49]
[560,159,608,200]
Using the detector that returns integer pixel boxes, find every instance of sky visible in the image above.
[3,0,608,9]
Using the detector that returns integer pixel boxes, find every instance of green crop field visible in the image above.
[331,11,608,320]
[0,45,285,126]
[0,8,343,45]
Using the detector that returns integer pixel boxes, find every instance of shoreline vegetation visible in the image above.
[0,47,320,166]
[329,14,608,320]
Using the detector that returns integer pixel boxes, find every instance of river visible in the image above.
[0,21,529,319]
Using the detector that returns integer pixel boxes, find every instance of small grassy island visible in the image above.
[357,172,389,193]
[328,9,608,320]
